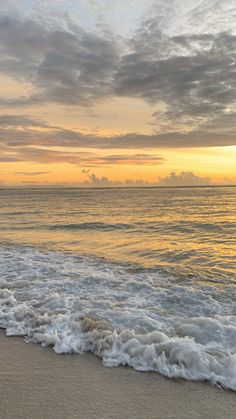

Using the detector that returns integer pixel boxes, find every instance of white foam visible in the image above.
[0,246,236,390]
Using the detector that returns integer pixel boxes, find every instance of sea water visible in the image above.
[0,187,235,390]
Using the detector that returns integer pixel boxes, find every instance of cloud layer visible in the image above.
[0,114,236,168]
[0,0,235,168]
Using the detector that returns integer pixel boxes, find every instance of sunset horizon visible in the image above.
[0,0,236,187]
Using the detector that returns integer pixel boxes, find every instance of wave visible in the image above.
[0,246,235,390]
[48,222,133,231]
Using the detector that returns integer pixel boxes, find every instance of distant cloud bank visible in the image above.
[157,171,211,186]
[2,170,235,188]
[80,170,212,187]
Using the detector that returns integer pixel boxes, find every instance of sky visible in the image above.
[0,0,235,187]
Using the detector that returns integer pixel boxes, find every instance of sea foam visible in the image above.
[0,246,236,390]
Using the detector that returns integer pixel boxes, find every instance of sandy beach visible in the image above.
[0,331,235,419]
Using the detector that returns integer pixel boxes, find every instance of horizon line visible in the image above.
[0,184,235,191]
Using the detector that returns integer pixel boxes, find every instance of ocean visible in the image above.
[0,187,235,390]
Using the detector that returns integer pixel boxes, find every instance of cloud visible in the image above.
[158,171,211,186]
[6,148,165,167]
[0,116,167,165]
[21,180,39,184]
[80,171,154,187]
[0,0,235,152]
[14,171,51,176]
[112,1,236,139]
[5,169,234,188]
[115,31,236,133]
[80,170,212,187]
[0,156,20,162]
[0,15,119,106]
[0,114,53,128]
[88,153,165,165]
[0,114,235,167]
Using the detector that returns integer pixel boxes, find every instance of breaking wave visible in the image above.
[0,246,236,391]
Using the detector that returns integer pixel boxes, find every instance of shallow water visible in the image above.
[0,187,235,389]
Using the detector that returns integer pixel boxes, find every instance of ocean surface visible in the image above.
[0,187,235,390]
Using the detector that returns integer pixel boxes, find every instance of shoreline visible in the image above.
[0,331,235,419]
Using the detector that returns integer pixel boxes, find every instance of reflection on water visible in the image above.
[0,187,235,283]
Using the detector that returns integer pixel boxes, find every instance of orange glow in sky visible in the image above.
[0,1,235,187]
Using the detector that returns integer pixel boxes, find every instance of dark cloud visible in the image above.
[0,2,235,150]
[115,31,236,133]
[93,131,236,149]
[0,114,52,128]
[0,16,119,106]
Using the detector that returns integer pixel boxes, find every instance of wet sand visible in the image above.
[0,331,235,419]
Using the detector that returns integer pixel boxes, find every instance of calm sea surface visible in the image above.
[0,187,235,389]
